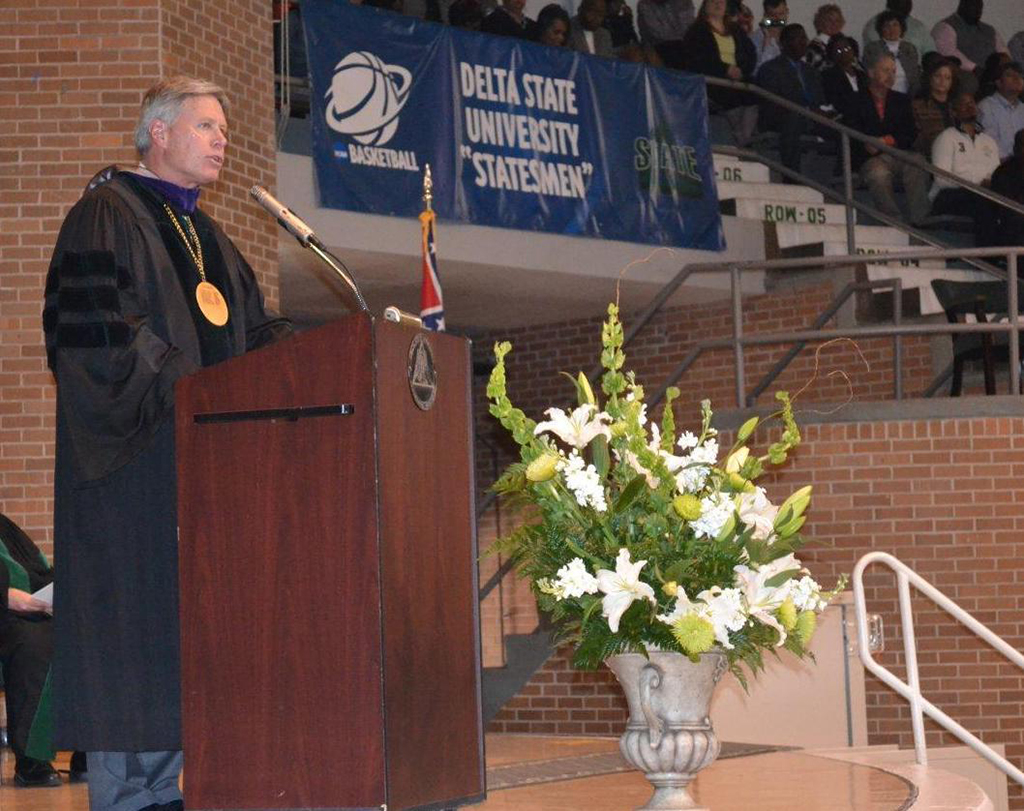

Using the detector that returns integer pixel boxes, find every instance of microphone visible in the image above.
[249,185,319,247]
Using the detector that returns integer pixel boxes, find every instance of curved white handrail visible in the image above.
[852,551,1024,786]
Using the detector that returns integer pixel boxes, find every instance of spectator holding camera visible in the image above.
[751,0,787,71]
[604,0,640,53]
[821,34,867,120]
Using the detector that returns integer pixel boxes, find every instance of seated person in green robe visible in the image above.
[0,511,83,787]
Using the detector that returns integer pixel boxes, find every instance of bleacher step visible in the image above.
[716,180,823,203]
[774,223,909,250]
[713,155,770,184]
[724,198,852,226]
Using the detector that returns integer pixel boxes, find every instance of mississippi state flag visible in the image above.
[419,209,445,331]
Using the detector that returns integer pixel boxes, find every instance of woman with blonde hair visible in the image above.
[806,3,847,70]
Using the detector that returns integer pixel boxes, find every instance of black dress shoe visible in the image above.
[68,750,88,782]
[13,757,62,788]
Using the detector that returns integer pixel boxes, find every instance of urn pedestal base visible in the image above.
[606,651,728,811]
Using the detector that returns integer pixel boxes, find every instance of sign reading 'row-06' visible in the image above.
[302,0,725,251]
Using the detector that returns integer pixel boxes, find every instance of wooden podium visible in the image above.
[175,315,485,811]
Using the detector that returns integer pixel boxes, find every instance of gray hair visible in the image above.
[134,76,229,157]
[865,50,897,71]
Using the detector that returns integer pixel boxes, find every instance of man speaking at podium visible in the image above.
[43,77,292,811]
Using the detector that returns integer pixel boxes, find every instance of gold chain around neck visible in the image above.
[163,202,206,282]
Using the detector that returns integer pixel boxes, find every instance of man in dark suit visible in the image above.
[480,0,537,39]
[569,0,615,57]
[756,24,830,175]
[846,50,931,224]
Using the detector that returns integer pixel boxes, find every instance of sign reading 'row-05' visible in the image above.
[302,0,725,251]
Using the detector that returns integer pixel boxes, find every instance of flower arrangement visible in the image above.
[486,303,845,683]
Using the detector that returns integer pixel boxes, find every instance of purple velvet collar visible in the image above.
[132,173,202,214]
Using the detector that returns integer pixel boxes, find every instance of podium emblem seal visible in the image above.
[408,333,438,410]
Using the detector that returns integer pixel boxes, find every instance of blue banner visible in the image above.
[302,1,725,250]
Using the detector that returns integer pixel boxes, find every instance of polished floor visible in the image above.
[0,736,921,811]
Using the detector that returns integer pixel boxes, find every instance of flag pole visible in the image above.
[423,163,433,212]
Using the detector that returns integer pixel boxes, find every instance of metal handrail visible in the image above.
[644,247,1023,407]
[852,551,1024,785]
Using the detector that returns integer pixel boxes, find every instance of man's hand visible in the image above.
[7,588,52,615]
[726,65,743,80]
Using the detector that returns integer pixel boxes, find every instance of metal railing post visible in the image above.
[842,132,855,256]
[731,265,745,407]
[1010,252,1020,395]
[892,278,903,400]
[897,570,928,765]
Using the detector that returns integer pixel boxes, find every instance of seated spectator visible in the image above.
[1010,31,1024,69]
[480,0,537,39]
[929,90,1001,241]
[805,4,848,72]
[604,0,640,54]
[846,51,930,224]
[750,0,788,72]
[912,56,957,155]
[0,512,85,787]
[977,62,1024,161]
[821,35,867,121]
[862,11,920,96]
[675,0,759,145]
[448,0,485,29]
[989,130,1024,247]
[863,0,934,65]
[932,0,1007,77]
[636,0,695,51]
[570,0,614,56]
[756,24,830,175]
[535,3,571,46]
[977,51,1012,99]
[733,2,755,36]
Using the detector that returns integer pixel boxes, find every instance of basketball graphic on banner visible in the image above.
[325,51,412,146]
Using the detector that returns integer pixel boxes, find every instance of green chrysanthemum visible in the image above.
[794,610,817,647]
[777,598,798,632]
[672,614,716,657]
[673,494,702,521]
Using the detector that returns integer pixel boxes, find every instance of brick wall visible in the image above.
[476,296,1024,807]
[0,0,278,550]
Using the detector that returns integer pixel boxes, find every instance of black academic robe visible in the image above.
[43,172,292,751]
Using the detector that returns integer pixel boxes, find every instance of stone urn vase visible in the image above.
[605,650,728,811]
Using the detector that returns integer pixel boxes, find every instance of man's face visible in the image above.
[997,68,1024,101]
[959,0,982,25]
[503,0,526,16]
[870,57,896,90]
[581,0,606,30]
[881,18,902,42]
[953,92,978,122]
[764,1,787,22]
[821,9,843,35]
[782,27,808,60]
[151,95,227,189]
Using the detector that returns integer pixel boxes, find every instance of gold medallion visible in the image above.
[195,281,230,326]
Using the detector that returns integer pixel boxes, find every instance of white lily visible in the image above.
[736,487,780,541]
[596,548,657,633]
[656,585,701,625]
[534,404,612,449]
[696,586,747,649]
[733,554,803,646]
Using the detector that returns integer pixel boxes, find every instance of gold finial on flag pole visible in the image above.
[423,164,433,212]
